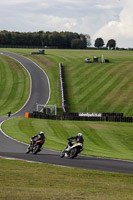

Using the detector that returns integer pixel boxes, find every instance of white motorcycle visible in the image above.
[60,138,83,159]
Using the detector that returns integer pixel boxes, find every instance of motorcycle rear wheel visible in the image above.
[33,144,40,154]
[26,146,30,154]
[70,148,77,159]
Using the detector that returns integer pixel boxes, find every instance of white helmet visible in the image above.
[40,131,44,135]
[77,133,82,137]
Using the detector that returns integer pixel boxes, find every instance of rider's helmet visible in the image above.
[40,131,44,135]
[77,133,82,137]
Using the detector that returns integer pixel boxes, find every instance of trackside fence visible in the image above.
[28,111,133,123]
[59,63,66,112]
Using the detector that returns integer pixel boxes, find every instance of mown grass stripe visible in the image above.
[0,58,14,108]
[0,54,30,116]
[0,57,7,100]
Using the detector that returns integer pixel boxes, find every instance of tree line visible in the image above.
[0,30,117,49]
[0,30,91,49]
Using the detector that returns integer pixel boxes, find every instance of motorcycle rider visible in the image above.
[65,133,84,152]
[31,131,45,146]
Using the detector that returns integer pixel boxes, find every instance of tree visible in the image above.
[94,37,104,48]
[106,39,116,49]
[84,34,91,47]
[71,39,86,49]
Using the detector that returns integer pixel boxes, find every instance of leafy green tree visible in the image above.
[84,34,91,47]
[71,38,86,49]
[94,37,104,48]
[106,39,116,49]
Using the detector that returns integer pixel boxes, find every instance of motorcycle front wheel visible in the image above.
[60,150,65,158]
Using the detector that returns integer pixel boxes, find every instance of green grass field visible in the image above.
[1,48,133,199]
[0,158,133,200]
[0,53,30,116]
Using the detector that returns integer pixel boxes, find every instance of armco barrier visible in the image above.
[59,63,66,112]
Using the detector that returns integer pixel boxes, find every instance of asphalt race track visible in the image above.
[0,51,133,175]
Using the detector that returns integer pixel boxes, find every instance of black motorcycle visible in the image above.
[26,138,44,154]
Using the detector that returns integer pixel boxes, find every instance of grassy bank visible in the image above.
[0,158,133,200]
[0,53,30,116]
[2,117,133,160]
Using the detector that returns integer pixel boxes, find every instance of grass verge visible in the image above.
[0,158,133,200]
[0,54,30,116]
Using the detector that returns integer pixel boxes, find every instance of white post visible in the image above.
[102,55,104,63]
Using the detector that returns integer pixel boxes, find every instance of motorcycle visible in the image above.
[60,139,83,159]
[26,138,44,154]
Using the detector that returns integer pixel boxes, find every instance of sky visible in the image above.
[0,0,133,48]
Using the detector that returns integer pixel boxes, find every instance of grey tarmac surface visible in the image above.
[0,51,133,175]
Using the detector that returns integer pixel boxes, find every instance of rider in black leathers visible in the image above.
[65,133,84,151]
[31,131,45,145]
